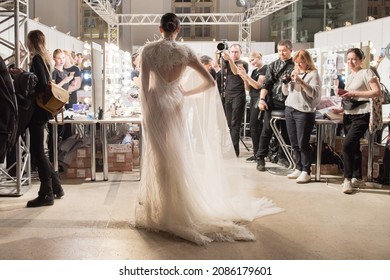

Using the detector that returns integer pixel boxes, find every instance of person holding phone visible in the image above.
[281,50,321,183]
[238,51,267,162]
[48,49,75,162]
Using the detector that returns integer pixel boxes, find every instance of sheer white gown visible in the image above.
[135,39,282,245]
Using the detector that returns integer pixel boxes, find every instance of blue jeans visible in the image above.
[285,106,315,174]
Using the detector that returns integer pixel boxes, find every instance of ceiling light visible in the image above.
[236,0,248,8]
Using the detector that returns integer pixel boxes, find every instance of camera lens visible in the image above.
[217,42,226,51]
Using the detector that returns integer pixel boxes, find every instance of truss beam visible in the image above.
[117,13,244,26]
[83,0,117,25]
[245,0,299,23]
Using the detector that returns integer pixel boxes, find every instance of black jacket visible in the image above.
[262,58,295,110]
[0,57,18,162]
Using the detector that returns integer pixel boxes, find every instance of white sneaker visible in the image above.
[342,180,353,194]
[296,171,311,184]
[351,178,365,187]
[287,169,302,179]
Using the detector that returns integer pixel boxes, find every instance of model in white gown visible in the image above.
[135,38,282,245]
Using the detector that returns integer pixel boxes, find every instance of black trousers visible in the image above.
[17,102,60,197]
[248,97,263,157]
[224,94,246,156]
[285,106,315,174]
[255,109,289,160]
[342,113,369,179]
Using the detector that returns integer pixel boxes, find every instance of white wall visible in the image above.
[0,18,84,63]
[31,0,80,38]
[28,20,84,53]
[314,16,390,89]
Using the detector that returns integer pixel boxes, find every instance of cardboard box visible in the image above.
[108,144,133,153]
[76,147,91,158]
[108,152,132,163]
[68,157,91,168]
[66,167,91,178]
[108,162,133,172]
[361,144,385,178]
[311,164,340,175]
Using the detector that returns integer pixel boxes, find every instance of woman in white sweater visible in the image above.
[282,49,322,183]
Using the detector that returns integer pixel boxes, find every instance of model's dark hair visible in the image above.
[160,13,180,33]
[347,48,365,60]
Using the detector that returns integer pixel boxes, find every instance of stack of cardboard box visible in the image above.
[65,147,92,178]
[108,144,133,172]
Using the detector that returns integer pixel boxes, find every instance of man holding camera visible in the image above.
[218,43,248,157]
[256,39,295,171]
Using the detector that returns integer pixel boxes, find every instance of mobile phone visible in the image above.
[338,89,348,96]
[381,48,386,57]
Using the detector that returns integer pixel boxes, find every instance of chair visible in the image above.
[267,110,296,175]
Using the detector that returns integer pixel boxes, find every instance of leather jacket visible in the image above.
[262,58,295,109]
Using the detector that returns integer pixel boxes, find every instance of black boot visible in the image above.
[256,157,266,172]
[52,171,64,199]
[26,195,54,207]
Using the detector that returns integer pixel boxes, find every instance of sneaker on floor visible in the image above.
[351,178,365,187]
[256,157,266,172]
[342,180,353,194]
[296,171,311,184]
[246,156,256,163]
[287,169,302,179]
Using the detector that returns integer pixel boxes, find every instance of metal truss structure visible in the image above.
[0,0,29,66]
[83,0,298,53]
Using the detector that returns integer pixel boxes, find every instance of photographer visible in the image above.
[256,39,295,171]
[216,43,248,157]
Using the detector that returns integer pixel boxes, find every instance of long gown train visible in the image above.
[135,40,282,245]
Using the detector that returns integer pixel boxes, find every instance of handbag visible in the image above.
[361,69,383,134]
[369,96,383,133]
[36,59,69,123]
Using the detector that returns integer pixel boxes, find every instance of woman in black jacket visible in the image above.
[12,30,63,207]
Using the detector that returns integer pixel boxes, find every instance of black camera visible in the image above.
[217,41,228,51]
[281,74,292,84]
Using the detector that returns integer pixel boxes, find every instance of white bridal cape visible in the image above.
[135,39,282,245]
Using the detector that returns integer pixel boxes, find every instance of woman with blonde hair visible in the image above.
[238,51,267,162]
[282,49,321,183]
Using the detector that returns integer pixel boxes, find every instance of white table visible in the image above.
[49,118,98,181]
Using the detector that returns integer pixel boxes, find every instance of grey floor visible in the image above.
[1,147,390,260]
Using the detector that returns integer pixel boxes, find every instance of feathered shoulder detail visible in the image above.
[140,39,196,71]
